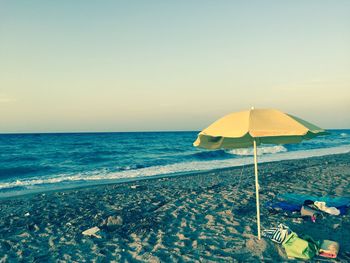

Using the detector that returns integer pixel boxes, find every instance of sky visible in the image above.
[1,0,349,133]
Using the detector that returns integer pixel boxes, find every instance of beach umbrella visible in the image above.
[193,108,327,240]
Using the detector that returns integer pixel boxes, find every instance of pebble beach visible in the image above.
[0,153,349,262]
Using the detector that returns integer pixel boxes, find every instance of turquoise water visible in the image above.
[0,130,349,197]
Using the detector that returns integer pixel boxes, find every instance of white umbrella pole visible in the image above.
[253,140,261,240]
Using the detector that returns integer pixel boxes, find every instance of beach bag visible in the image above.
[319,240,339,258]
[301,205,322,221]
[282,232,319,260]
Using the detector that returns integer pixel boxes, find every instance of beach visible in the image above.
[2,0,350,261]
[0,153,349,262]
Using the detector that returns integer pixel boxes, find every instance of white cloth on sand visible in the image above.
[314,201,340,216]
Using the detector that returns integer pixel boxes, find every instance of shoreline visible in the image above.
[0,152,349,261]
[1,147,350,200]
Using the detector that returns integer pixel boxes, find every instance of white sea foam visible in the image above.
[0,144,350,193]
[228,145,287,156]
[340,133,347,137]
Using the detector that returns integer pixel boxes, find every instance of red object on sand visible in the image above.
[319,240,339,259]
[319,251,337,258]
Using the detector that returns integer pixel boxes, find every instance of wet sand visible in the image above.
[0,153,350,262]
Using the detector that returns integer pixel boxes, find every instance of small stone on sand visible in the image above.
[106,215,123,229]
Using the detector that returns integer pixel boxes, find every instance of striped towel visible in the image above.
[262,223,291,244]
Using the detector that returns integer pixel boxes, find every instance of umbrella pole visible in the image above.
[253,140,261,240]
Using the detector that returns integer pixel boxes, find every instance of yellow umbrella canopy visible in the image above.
[193,108,327,239]
[194,108,327,149]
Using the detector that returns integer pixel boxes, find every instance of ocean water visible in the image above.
[0,130,349,198]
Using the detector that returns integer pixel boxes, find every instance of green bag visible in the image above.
[282,232,319,260]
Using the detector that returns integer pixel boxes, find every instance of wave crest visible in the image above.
[228,145,287,156]
[1,145,350,197]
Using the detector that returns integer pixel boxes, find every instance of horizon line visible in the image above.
[0,130,199,135]
[0,128,348,135]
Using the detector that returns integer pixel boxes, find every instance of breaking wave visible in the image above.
[1,144,349,197]
[228,145,287,156]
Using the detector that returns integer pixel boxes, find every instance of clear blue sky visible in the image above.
[1,1,349,133]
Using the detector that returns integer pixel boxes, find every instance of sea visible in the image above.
[0,130,349,198]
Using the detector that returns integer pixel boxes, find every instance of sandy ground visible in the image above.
[0,153,350,262]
